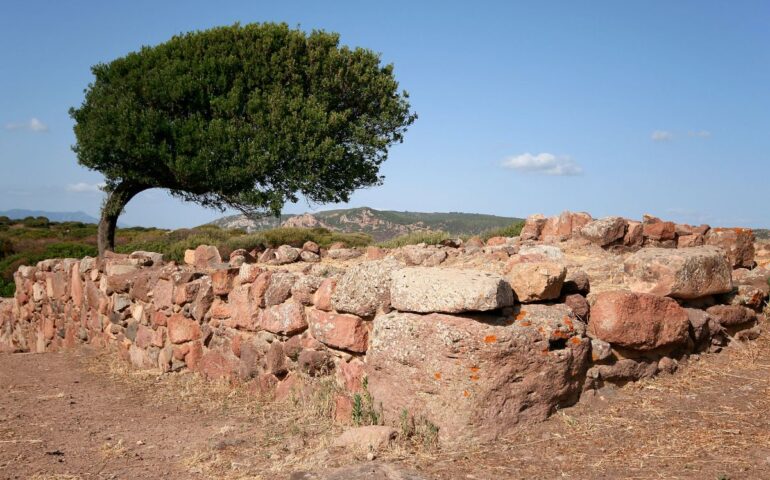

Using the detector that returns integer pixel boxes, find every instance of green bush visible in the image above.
[0,278,15,298]
[480,221,524,241]
[378,230,450,248]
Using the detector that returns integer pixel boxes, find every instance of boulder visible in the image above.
[332,260,398,317]
[540,211,591,242]
[732,267,770,295]
[642,221,676,242]
[308,310,369,353]
[167,314,202,344]
[275,245,301,265]
[587,291,690,351]
[623,246,732,299]
[390,267,514,313]
[327,248,364,261]
[677,234,704,248]
[302,241,321,254]
[520,214,546,240]
[705,228,756,269]
[705,305,757,327]
[518,245,564,260]
[191,245,222,268]
[579,216,627,246]
[261,300,308,335]
[366,309,589,442]
[623,221,643,247]
[563,269,590,295]
[505,261,566,303]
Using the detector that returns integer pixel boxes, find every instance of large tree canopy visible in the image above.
[70,22,416,254]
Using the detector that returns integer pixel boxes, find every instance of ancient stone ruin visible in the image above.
[1,211,767,444]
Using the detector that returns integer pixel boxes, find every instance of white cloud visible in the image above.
[651,130,673,142]
[501,153,583,176]
[4,117,48,132]
[688,130,711,138]
[66,182,105,193]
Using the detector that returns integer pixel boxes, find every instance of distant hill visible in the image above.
[755,229,770,240]
[0,209,100,224]
[208,207,524,241]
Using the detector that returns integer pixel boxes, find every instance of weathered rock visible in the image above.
[520,214,547,240]
[300,251,321,263]
[705,228,755,269]
[308,310,369,353]
[732,267,770,295]
[564,293,590,320]
[332,260,397,317]
[261,300,307,335]
[685,308,715,344]
[191,245,222,268]
[588,291,690,351]
[367,310,589,442]
[264,272,297,306]
[391,267,514,313]
[505,261,566,303]
[326,248,363,261]
[579,216,627,246]
[167,314,202,344]
[302,241,320,254]
[291,275,323,306]
[706,305,757,327]
[677,234,704,248]
[624,246,733,299]
[298,349,333,375]
[590,338,612,362]
[623,221,643,247]
[541,211,591,241]
[518,245,564,261]
[642,218,676,241]
[563,269,590,295]
[719,285,766,311]
[275,245,301,265]
[313,278,337,311]
[592,359,659,384]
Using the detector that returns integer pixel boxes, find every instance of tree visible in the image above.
[70,23,416,255]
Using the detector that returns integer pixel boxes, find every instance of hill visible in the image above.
[0,209,101,224]
[209,207,524,241]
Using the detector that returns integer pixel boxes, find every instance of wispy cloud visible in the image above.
[501,153,583,176]
[4,117,48,132]
[688,130,711,138]
[651,130,673,142]
[66,182,104,193]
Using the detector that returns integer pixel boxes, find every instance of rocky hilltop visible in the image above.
[208,207,523,241]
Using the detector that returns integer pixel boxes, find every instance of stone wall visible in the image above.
[1,211,768,443]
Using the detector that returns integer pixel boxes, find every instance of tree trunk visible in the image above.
[97,182,145,256]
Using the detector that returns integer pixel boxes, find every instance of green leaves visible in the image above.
[71,22,416,217]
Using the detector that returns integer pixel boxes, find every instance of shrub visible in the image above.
[480,221,524,241]
[378,230,450,248]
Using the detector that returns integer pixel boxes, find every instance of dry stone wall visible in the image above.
[1,211,768,444]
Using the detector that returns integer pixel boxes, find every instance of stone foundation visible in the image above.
[1,212,767,443]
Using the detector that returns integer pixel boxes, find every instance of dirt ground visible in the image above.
[2,322,770,480]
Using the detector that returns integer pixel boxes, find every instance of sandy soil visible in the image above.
[2,322,770,480]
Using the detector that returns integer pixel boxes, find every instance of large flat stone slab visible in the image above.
[623,246,732,299]
[390,267,514,313]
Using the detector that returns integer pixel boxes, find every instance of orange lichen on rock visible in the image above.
[434,372,442,380]
[515,310,528,320]
[483,335,497,344]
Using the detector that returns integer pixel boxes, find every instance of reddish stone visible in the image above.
[70,266,83,308]
[185,341,203,369]
[520,214,547,241]
[167,314,201,344]
[366,246,387,260]
[250,271,272,307]
[705,228,756,269]
[624,221,643,247]
[313,278,336,312]
[151,311,168,327]
[153,279,174,309]
[643,221,676,241]
[302,241,321,254]
[588,291,689,351]
[231,334,242,357]
[677,234,704,248]
[298,349,332,375]
[211,267,238,296]
[706,305,757,327]
[134,324,154,349]
[308,309,369,353]
[334,395,354,424]
[226,284,259,330]
[336,358,366,393]
[564,293,590,320]
[261,300,308,335]
[173,282,199,305]
[486,236,508,247]
[264,272,296,306]
[210,298,231,319]
[197,351,238,379]
[193,245,222,268]
[265,341,288,375]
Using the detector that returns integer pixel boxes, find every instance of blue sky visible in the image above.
[1,1,768,228]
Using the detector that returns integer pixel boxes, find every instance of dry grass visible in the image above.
[28,475,83,480]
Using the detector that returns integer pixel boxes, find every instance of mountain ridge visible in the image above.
[208,207,524,241]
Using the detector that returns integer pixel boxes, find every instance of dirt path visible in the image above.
[0,350,238,479]
[2,329,770,480]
